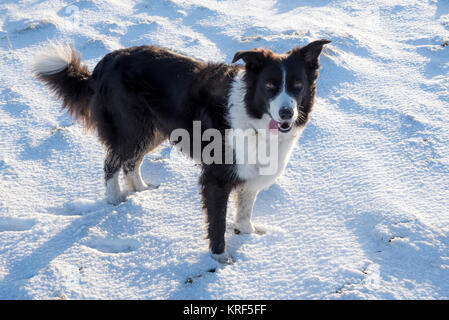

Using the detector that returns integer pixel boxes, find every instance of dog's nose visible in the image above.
[279,107,294,120]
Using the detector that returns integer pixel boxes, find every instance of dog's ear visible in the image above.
[292,39,331,69]
[232,49,268,70]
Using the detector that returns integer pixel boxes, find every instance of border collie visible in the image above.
[34,39,330,263]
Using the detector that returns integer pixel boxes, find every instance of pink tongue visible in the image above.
[269,119,279,135]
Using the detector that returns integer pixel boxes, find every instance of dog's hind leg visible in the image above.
[104,150,126,205]
[122,130,165,193]
[123,153,152,192]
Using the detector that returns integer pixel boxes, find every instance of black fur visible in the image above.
[35,41,329,257]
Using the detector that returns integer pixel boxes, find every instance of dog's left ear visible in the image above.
[232,49,268,70]
[292,39,331,69]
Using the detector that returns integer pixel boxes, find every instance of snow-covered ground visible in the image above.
[0,0,448,299]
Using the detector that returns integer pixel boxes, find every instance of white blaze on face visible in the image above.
[269,68,298,123]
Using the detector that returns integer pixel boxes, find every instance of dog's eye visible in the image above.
[293,81,303,90]
[265,81,276,91]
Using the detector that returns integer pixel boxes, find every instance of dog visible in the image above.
[34,39,330,263]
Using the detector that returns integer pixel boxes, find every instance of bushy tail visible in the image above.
[33,42,94,129]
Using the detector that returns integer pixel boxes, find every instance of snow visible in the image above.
[0,0,448,299]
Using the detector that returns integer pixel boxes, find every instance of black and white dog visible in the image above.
[34,39,330,263]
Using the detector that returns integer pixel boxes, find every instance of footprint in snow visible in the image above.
[86,238,140,254]
[61,199,107,216]
[0,217,35,232]
[399,114,425,135]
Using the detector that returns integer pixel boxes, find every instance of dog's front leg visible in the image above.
[201,176,232,264]
[233,188,265,235]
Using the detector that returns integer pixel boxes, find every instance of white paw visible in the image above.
[234,222,266,235]
[234,221,255,234]
[254,225,267,235]
[125,181,160,193]
[210,250,233,264]
[136,182,159,192]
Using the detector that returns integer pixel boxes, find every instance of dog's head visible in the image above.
[232,39,330,133]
